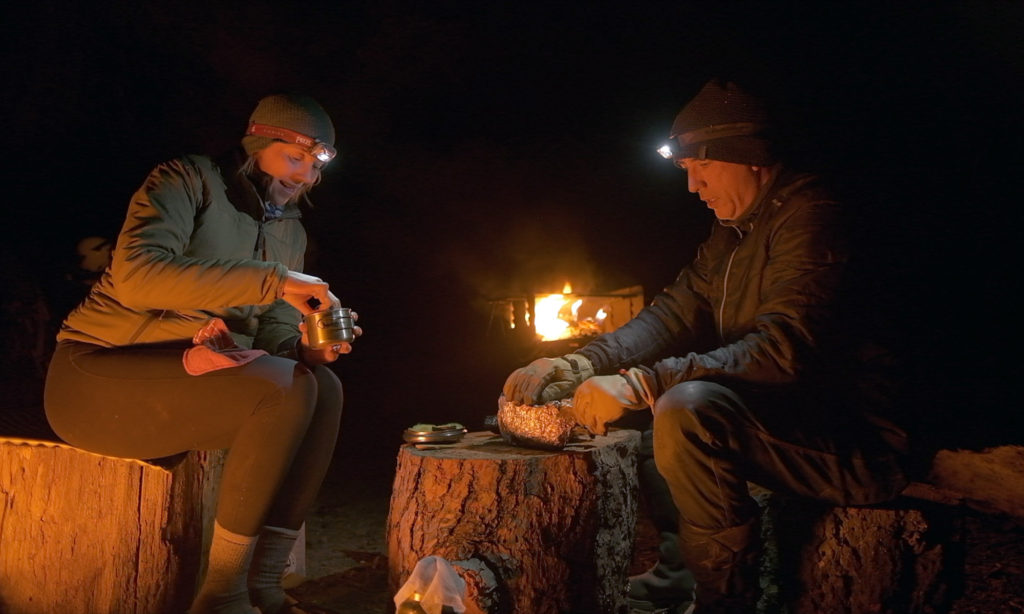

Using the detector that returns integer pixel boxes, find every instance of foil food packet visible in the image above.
[497,398,577,450]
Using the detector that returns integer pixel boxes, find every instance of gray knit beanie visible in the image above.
[669,80,775,166]
[241,94,336,156]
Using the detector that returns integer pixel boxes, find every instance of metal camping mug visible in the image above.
[304,307,355,349]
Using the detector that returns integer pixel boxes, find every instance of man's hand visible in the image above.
[570,369,654,435]
[502,353,595,405]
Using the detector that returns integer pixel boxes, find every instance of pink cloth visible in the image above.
[182,318,268,375]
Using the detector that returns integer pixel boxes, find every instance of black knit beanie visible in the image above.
[241,94,335,156]
[669,80,775,166]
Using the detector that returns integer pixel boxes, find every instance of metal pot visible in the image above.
[303,307,354,349]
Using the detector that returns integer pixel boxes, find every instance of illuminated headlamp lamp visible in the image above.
[657,122,766,163]
[246,122,337,163]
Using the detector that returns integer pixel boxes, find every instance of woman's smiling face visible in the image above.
[256,142,322,205]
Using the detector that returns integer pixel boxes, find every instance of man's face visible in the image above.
[678,157,763,221]
[256,142,323,206]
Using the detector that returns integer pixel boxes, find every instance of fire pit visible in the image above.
[486,283,644,354]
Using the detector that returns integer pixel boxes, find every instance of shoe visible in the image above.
[627,563,696,612]
[629,530,696,613]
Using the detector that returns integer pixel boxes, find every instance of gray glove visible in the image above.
[502,353,595,405]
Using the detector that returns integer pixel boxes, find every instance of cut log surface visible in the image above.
[387,429,640,614]
[0,438,225,614]
[926,445,1024,520]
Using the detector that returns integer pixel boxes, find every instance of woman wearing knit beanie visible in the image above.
[45,93,357,614]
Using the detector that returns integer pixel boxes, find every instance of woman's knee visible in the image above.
[312,365,343,420]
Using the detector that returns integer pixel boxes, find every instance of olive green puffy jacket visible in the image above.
[58,151,304,355]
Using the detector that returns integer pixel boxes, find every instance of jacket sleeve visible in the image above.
[110,158,287,311]
[651,200,847,393]
[577,246,717,374]
[254,300,302,355]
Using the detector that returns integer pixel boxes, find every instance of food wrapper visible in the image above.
[497,399,577,450]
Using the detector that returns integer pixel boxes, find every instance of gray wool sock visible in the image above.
[248,525,301,614]
[189,522,259,614]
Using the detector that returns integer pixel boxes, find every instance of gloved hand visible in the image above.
[502,353,595,405]
[570,368,658,436]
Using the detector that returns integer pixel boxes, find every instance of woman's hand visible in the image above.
[280,270,338,315]
[297,310,362,365]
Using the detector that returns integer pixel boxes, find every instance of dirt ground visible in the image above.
[286,445,1024,614]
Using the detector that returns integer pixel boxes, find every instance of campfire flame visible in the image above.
[533,282,608,341]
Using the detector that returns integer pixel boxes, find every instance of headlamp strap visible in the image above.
[246,122,336,163]
[676,122,765,145]
[247,122,318,148]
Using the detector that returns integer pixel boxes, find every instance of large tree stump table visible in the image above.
[386,429,640,614]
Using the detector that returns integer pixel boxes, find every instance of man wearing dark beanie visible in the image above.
[45,93,358,614]
[502,79,909,613]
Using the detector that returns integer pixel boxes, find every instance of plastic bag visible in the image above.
[393,556,467,614]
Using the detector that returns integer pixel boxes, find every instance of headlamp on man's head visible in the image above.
[246,122,337,163]
[658,122,769,166]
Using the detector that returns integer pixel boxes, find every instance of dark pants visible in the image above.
[45,340,342,536]
[651,380,907,611]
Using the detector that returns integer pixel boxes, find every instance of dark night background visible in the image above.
[5,2,1022,472]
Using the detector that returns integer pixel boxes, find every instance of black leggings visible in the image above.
[44,340,342,535]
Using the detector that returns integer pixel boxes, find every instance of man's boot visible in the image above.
[628,530,696,612]
[629,440,696,612]
[677,517,761,614]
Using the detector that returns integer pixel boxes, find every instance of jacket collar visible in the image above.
[718,165,815,232]
[214,148,303,222]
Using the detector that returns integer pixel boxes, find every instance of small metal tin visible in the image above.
[304,307,354,349]
[402,425,468,445]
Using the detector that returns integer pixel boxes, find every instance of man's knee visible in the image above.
[653,381,726,424]
[652,381,744,448]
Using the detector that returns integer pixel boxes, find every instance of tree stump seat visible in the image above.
[0,437,226,614]
[386,429,641,614]
[755,445,1024,614]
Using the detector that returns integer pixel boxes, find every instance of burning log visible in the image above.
[386,429,640,614]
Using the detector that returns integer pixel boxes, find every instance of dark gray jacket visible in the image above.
[579,168,884,421]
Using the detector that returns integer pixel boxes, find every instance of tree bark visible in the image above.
[0,437,225,614]
[387,429,640,614]
[760,493,956,614]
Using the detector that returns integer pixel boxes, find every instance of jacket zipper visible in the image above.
[718,226,744,341]
[127,310,166,345]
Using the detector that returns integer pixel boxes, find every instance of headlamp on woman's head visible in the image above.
[246,122,337,163]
